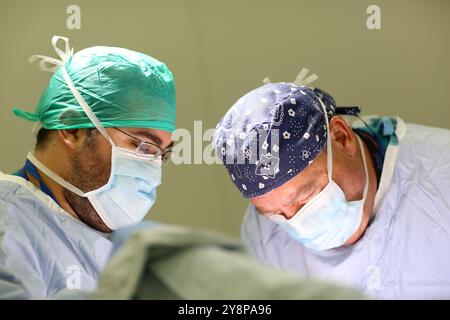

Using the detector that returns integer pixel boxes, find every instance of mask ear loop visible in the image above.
[317,98,370,200]
[27,152,87,197]
[317,97,333,182]
[31,121,42,136]
[356,134,370,201]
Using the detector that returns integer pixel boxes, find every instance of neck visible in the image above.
[28,150,80,220]
[344,139,378,246]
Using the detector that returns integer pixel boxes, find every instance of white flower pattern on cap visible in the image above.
[288,108,296,117]
[213,83,339,198]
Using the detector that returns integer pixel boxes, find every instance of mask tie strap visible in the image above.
[28,36,74,73]
[27,152,87,197]
[294,68,319,86]
[356,135,370,200]
[61,67,115,146]
[29,35,115,147]
[317,97,333,182]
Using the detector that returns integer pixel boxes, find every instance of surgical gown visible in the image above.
[0,173,112,299]
[242,120,450,299]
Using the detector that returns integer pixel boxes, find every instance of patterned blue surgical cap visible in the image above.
[213,83,355,198]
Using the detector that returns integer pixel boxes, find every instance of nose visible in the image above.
[137,180,154,194]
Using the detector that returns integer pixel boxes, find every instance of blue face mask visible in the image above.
[269,98,369,251]
[27,65,163,230]
[28,145,162,230]
[85,146,161,230]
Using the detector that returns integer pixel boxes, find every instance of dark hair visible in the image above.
[35,127,98,150]
[35,128,54,150]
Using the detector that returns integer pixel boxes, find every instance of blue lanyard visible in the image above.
[17,159,60,205]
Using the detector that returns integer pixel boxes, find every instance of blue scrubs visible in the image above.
[0,163,112,299]
[242,118,450,299]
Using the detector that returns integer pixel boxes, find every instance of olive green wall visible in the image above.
[1,0,449,236]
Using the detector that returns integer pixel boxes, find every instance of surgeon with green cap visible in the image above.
[0,36,176,299]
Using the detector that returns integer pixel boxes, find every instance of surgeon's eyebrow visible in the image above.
[126,129,170,148]
[124,129,173,149]
[130,129,162,145]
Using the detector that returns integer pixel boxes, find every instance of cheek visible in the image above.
[98,143,113,173]
[84,139,112,178]
[100,143,112,162]
[92,137,112,161]
[333,157,363,201]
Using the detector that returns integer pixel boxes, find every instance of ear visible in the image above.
[329,116,357,156]
[57,129,90,151]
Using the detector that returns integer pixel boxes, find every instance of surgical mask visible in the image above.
[269,98,369,251]
[27,66,163,230]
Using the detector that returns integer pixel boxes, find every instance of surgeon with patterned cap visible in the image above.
[0,36,175,298]
[213,78,450,299]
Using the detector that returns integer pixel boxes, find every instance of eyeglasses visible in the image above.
[114,128,172,161]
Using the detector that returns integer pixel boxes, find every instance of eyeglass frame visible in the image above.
[113,127,173,161]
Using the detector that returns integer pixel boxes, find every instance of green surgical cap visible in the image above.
[14,39,176,132]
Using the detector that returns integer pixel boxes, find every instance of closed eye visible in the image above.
[283,187,314,207]
[300,189,315,203]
